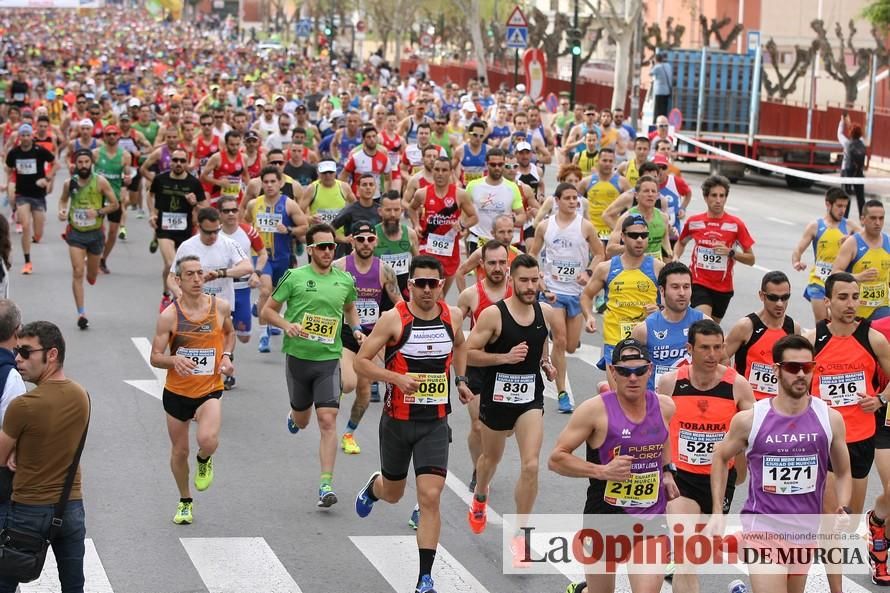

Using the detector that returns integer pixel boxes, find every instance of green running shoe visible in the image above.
[195,457,214,491]
[173,500,193,525]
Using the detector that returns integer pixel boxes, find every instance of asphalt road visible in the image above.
[8,162,880,593]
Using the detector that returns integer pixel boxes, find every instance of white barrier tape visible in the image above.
[675,132,890,185]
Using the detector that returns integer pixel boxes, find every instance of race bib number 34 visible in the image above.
[404,372,448,405]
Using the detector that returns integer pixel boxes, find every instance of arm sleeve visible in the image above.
[242,223,266,253]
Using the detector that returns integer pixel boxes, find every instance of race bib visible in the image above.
[550,259,581,284]
[861,282,888,308]
[604,470,660,508]
[619,320,636,340]
[762,455,818,495]
[748,362,778,396]
[426,230,456,256]
[12,93,24,102]
[355,299,379,325]
[203,283,223,296]
[222,177,242,196]
[696,247,727,271]
[256,212,283,233]
[814,260,832,281]
[404,372,448,405]
[381,252,410,276]
[161,212,188,231]
[492,372,536,404]
[316,208,339,224]
[597,230,611,241]
[678,429,724,466]
[653,364,674,386]
[176,347,216,376]
[71,208,96,226]
[299,313,339,344]
[15,159,37,175]
[819,371,867,407]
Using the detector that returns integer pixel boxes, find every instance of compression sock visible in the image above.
[418,548,436,584]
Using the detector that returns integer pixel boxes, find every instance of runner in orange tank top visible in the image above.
[657,319,754,593]
[150,255,235,526]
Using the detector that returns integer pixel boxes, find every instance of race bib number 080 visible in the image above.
[403,372,448,405]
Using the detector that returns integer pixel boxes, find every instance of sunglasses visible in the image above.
[657,124,669,128]
[354,235,377,243]
[201,122,212,126]
[200,227,221,235]
[764,293,792,302]
[105,133,118,137]
[469,133,483,138]
[220,208,239,214]
[269,160,285,166]
[612,365,650,377]
[777,361,817,374]
[504,164,518,170]
[624,231,649,240]
[310,242,337,251]
[13,346,45,360]
[409,278,444,289]
[171,157,188,163]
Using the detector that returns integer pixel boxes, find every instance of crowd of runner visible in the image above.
[3,7,890,593]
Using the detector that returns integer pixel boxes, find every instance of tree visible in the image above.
[584,0,643,110]
[761,38,816,100]
[863,0,890,30]
[699,15,743,50]
[527,7,603,75]
[643,16,685,65]
[812,19,873,106]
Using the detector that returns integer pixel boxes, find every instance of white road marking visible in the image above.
[766,216,795,226]
[567,343,602,369]
[181,537,303,593]
[752,264,772,273]
[21,539,113,593]
[124,336,164,400]
[351,535,491,593]
[445,472,503,525]
[726,206,740,212]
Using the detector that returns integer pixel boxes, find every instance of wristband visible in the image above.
[880,394,888,406]
[728,249,736,260]
[351,325,363,334]
[218,268,227,278]
[222,351,233,359]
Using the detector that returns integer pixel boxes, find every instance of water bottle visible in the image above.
[728,579,749,593]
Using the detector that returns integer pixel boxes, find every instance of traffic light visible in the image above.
[323,21,333,36]
[568,29,582,56]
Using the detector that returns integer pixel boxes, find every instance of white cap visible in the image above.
[516,83,526,93]
[330,109,344,119]
[128,97,141,107]
[274,94,286,101]
[318,161,337,173]
[79,118,93,128]
[515,141,532,152]
[255,98,266,107]
[461,101,476,112]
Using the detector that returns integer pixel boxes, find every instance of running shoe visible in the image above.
[14,223,21,235]
[415,575,436,593]
[99,259,110,274]
[341,433,361,454]
[149,237,158,254]
[468,469,477,493]
[868,510,890,585]
[355,471,380,518]
[20,262,32,275]
[77,316,89,330]
[159,293,173,312]
[317,484,337,508]
[194,457,214,491]
[173,500,193,525]
[565,583,587,593]
[118,226,127,240]
[370,382,380,402]
[30,235,39,244]
[510,534,531,568]
[258,334,271,353]
[557,391,574,413]
[468,496,487,534]
[137,208,146,219]
[408,505,420,530]
[223,375,236,391]
[286,412,300,434]
[664,557,676,583]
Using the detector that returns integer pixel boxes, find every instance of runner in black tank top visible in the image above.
[463,254,557,567]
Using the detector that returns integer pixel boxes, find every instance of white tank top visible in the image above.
[542,213,588,296]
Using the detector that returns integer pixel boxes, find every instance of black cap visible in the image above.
[611,338,651,365]
[351,221,375,236]
[245,130,260,140]
[621,214,648,231]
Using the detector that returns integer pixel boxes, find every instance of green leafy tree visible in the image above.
[863,0,890,29]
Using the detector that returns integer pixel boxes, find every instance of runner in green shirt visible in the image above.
[262,222,363,508]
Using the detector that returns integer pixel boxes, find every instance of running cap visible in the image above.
[318,160,337,173]
[17,123,32,134]
[79,118,93,128]
[652,154,670,167]
[461,101,476,112]
[621,214,648,231]
[611,338,651,364]
[351,221,375,236]
[515,141,532,152]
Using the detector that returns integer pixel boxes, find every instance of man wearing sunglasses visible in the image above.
[803,272,890,593]
[262,223,363,509]
[93,125,134,274]
[656,319,754,593]
[551,337,678,593]
[335,222,403,455]
[150,148,207,311]
[354,255,473,593]
[151,255,236,525]
[675,175,755,324]
[724,271,801,401]
[707,335,852,593]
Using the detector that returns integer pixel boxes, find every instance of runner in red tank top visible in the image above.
[407,157,478,297]
[725,271,800,400]
[380,125,403,188]
[244,131,264,179]
[200,131,248,207]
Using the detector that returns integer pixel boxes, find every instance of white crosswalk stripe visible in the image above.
[351,535,491,593]
[180,537,304,593]
[21,539,112,593]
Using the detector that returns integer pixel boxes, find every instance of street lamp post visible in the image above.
[569,0,580,108]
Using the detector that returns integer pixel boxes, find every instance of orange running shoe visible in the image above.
[467,495,487,534]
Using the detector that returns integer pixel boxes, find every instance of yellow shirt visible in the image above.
[849,232,890,318]
[602,255,659,346]
[586,173,622,239]
[808,218,849,288]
